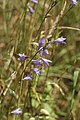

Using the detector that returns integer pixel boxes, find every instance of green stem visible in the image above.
[37,1,57,42]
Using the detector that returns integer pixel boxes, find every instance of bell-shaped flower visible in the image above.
[32,68,41,75]
[71,0,77,5]
[38,38,45,49]
[42,49,49,56]
[24,74,33,81]
[32,59,42,66]
[29,6,34,13]
[53,37,66,44]
[18,53,27,64]
[41,58,52,67]
[38,38,49,56]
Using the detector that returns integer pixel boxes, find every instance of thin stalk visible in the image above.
[21,81,30,120]
[3,0,7,35]
[37,1,57,42]
[19,44,51,119]
[18,61,27,107]
[26,4,36,50]
[42,66,50,96]
[57,26,80,32]
[48,0,67,36]
[65,70,79,120]
[14,0,29,52]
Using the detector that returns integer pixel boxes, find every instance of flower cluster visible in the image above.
[11,0,78,116]
[22,57,52,80]
[17,36,66,81]
[32,57,52,67]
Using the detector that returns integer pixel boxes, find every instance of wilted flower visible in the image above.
[32,68,41,75]
[31,0,38,4]
[29,6,34,13]
[11,108,22,115]
[71,0,77,5]
[18,53,27,63]
[24,74,33,80]
[53,37,66,44]
[41,58,52,66]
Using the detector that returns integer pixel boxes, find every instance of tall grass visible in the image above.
[0,0,80,120]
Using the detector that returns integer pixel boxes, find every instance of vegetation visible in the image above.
[0,0,80,120]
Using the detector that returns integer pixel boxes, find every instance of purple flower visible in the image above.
[41,58,52,66]
[24,74,33,80]
[38,38,48,55]
[39,38,45,49]
[32,59,42,66]
[42,49,49,56]
[53,37,66,44]
[11,108,22,115]
[71,0,77,5]
[31,0,38,4]
[32,68,41,75]
[18,53,27,63]
[29,7,34,13]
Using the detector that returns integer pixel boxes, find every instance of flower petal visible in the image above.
[39,38,45,48]
[32,59,42,66]
[24,75,33,80]
[71,0,77,5]
[31,0,38,4]
[29,7,34,13]
[18,53,27,63]
[53,37,66,44]
[11,108,22,115]
[32,68,41,75]
[41,58,52,66]
[42,49,49,56]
